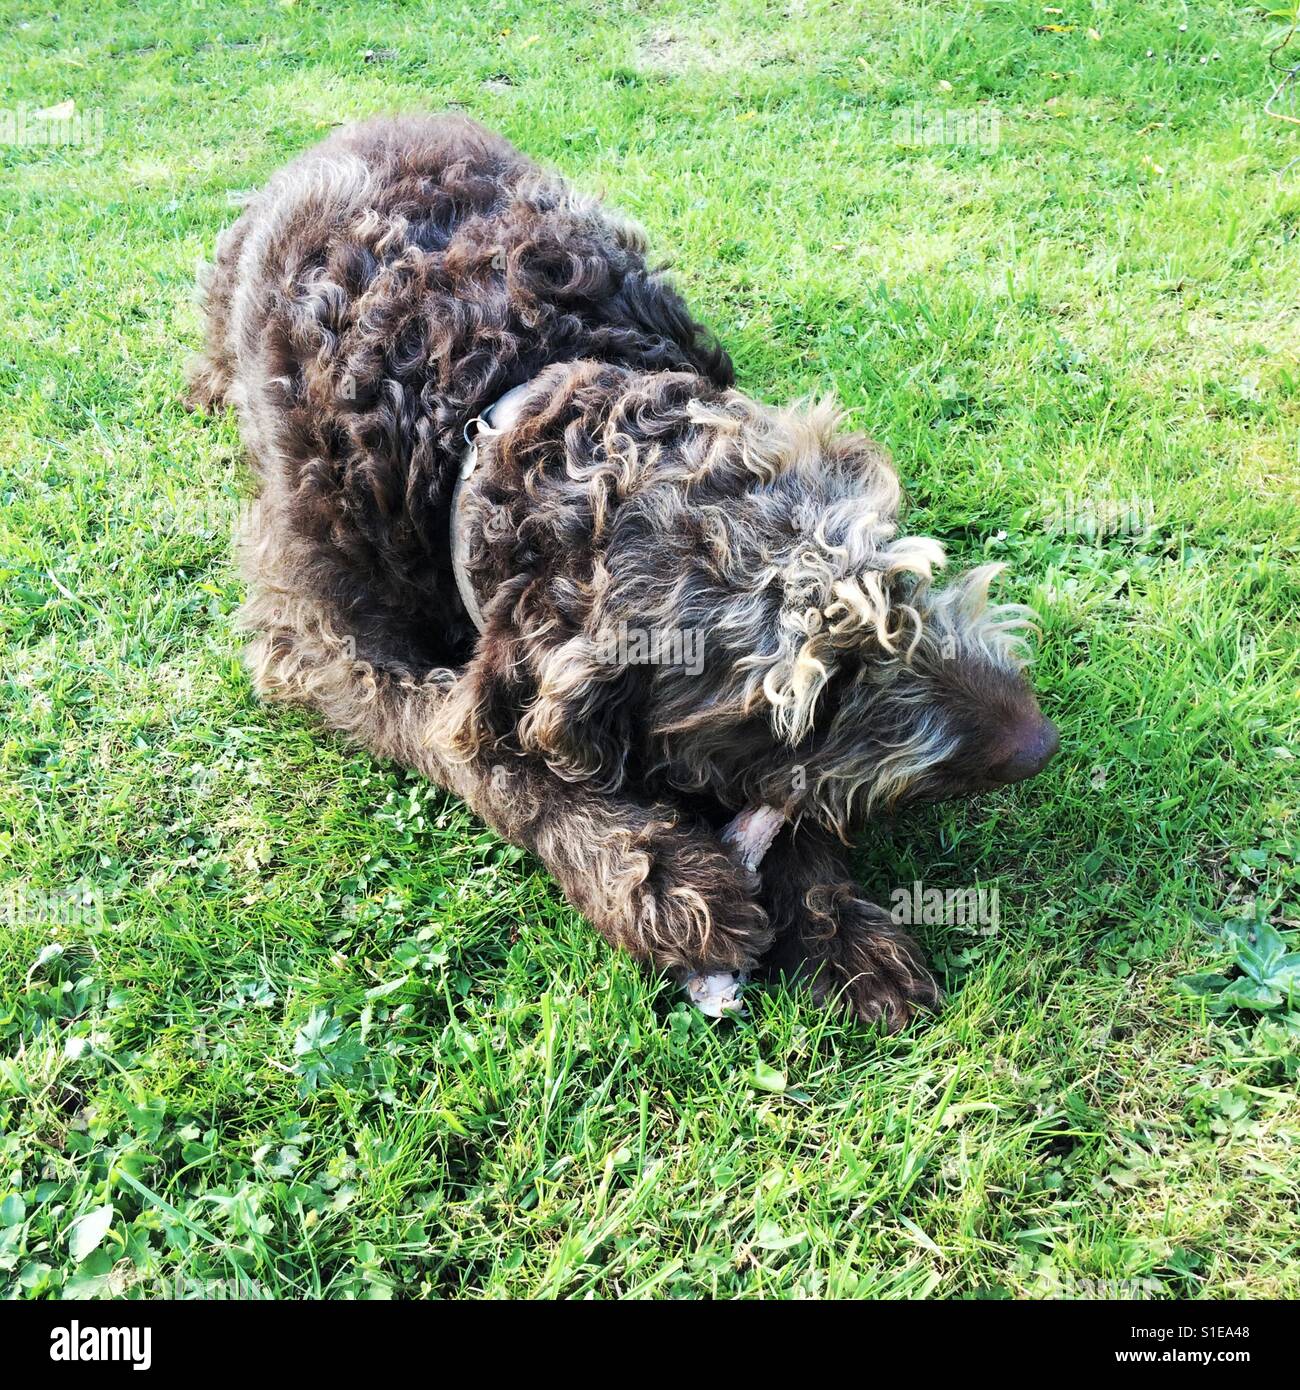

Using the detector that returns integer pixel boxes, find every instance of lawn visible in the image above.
[2,0,1299,1300]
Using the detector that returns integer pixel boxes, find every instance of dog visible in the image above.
[190,114,1058,1030]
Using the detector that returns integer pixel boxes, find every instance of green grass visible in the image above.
[2,0,1299,1299]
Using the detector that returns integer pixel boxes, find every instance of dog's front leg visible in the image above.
[504,766,776,983]
[243,629,771,987]
[440,754,775,985]
[757,824,940,1032]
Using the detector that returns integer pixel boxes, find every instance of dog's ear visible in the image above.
[758,618,837,744]
[435,629,633,789]
[753,533,947,743]
[514,633,637,789]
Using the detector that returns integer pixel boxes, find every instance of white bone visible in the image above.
[683,805,786,1017]
[684,970,748,1019]
[719,803,786,871]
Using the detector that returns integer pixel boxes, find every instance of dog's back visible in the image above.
[192,114,731,670]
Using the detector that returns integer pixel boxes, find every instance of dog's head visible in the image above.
[621,390,1059,835]
[493,373,1057,837]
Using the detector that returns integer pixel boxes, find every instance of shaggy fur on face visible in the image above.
[191,113,1058,1030]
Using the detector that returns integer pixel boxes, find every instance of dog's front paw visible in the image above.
[633,833,773,976]
[769,888,941,1032]
[817,918,940,1032]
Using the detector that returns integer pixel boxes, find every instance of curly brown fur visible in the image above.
[193,114,1057,1029]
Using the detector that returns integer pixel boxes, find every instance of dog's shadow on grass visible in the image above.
[849,796,1040,997]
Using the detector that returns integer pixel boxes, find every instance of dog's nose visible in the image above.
[990,717,1059,784]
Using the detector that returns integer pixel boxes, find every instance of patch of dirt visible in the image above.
[637,27,749,75]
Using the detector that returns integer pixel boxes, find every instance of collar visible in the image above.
[450,380,537,634]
